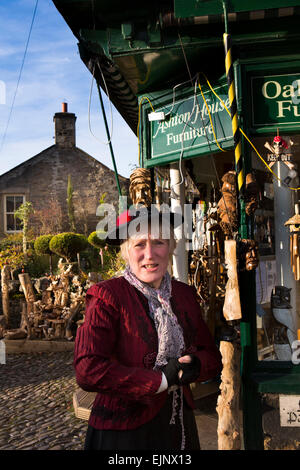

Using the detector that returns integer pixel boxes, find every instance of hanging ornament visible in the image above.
[264,133,297,186]
[284,204,300,281]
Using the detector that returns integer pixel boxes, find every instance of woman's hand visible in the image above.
[178,355,192,378]
[162,358,182,387]
[162,355,201,387]
[177,354,201,385]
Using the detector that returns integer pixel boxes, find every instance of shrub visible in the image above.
[23,252,56,278]
[34,234,53,255]
[102,249,126,280]
[14,201,34,254]
[0,233,23,251]
[87,231,107,249]
[49,232,88,262]
[0,247,27,271]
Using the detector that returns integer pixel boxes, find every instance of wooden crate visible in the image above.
[258,344,276,361]
[73,388,96,420]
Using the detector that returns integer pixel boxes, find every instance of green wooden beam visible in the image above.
[175,0,300,18]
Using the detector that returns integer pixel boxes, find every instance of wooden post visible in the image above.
[170,162,188,283]
[1,265,11,328]
[65,301,83,340]
[20,301,33,339]
[18,273,36,315]
[216,340,241,450]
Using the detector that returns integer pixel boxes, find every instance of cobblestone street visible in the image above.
[0,349,221,452]
[0,351,88,450]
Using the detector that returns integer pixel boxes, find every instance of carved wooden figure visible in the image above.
[129,168,152,207]
[217,171,238,236]
[285,204,300,281]
[18,273,36,318]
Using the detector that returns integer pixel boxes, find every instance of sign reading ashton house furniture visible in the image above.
[147,82,233,166]
[251,73,300,128]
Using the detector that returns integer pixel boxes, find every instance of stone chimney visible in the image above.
[53,102,76,147]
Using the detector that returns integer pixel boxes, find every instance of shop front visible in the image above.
[138,58,300,449]
[240,59,300,450]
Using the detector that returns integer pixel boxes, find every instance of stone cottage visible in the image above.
[0,103,129,237]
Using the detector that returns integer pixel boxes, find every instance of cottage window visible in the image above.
[4,195,25,232]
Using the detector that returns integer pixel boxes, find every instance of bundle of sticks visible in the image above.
[285,205,300,281]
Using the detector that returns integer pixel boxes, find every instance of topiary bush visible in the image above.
[34,234,53,255]
[49,232,88,262]
[87,231,107,249]
[34,234,55,274]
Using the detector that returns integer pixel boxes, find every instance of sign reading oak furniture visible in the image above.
[145,82,234,166]
[251,73,300,128]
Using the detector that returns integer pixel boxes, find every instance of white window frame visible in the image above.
[4,194,26,233]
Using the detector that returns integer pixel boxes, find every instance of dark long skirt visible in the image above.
[84,391,201,451]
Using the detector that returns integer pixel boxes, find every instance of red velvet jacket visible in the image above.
[74,276,222,430]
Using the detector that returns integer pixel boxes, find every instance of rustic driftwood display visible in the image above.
[1,258,102,341]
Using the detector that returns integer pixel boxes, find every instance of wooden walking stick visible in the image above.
[216,337,241,450]
[216,239,242,450]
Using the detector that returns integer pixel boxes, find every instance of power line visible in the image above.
[0,0,39,154]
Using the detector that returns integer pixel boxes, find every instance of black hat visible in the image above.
[104,205,184,246]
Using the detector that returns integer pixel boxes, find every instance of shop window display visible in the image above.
[251,135,300,361]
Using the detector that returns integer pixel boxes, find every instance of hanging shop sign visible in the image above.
[251,73,300,128]
[149,83,233,164]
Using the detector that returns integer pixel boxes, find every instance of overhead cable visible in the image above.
[0,0,39,154]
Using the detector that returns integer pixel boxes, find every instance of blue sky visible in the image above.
[0,0,138,178]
